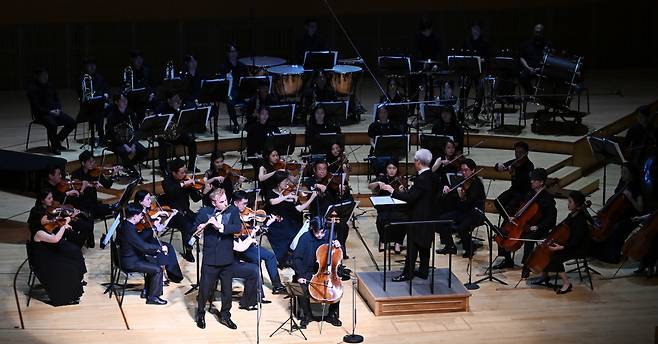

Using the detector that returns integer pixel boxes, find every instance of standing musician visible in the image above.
[246,106,281,158]
[71,150,117,221]
[105,93,147,177]
[295,18,326,64]
[494,141,535,215]
[232,190,287,295]
[381,149,439,281]
[203,151,246,206]
[436,158,485,258]
[154,90,198,176]
[414,16,443,61]
[77,57,110,146]
[266,171,317,265]
[368,106,403,154]
[292,216,342,329]
[494,168,557,278]
[117,203,168,305]
[181,54,203,109]
[368,159,407,254]
[519,24,550,95]
[258,148,287,194]
[531,191,591,294]
[27,189,86,306]
[162,158,202,263]
[431,106,464,152]
[193,188,258,330]
[133,190,184,284]
[305,105,341,149]
[218,42,248,134]
[26,68,76,155]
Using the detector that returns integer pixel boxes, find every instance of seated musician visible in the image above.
[246,106,281,158]
[117,203,168,305]
[266,171,317,266]
[326,141,349,175]
[494,141,534,215]
[519,24,550,95]
[133,190,183,284]
[380,78,405,104]
[461,22,489,125]
[414,16,443,62]
[532,191,591,294]
[243,84,280,127]
[126,50,156,117]
[232,190,287,295]
[632,211,658,278]
[432,139,463,215]
[26,68,76,155]
[28,190,86,306]
[258,148,287,194]
[436,158,486,258]
[181,54,203,109]
[203,151,245,206]
[622,105,657,167]
[590,162,644,264]
[105,93,146,177]
[431,106,464,152]
[305,105,341,149]
[193,188,258,329]
[312,72,337,103]
[71,150,117,221]
[155,90,198,176]
[218,42,248,134]
[368,159,407,254]
[494,168,557,278]
[77,57,110,146]
[161,158,202,263]
[367,105,403,154]
[292,216,342,329]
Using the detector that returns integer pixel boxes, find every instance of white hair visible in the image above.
[414,149,432,166]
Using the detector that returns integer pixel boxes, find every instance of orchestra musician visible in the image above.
[305,105,341,149]
[368,159,407,254]
[71,150,117,222]
[154,90,198,176]
[531,191,591,294]
[77,57,110,146]
[193,188,258,329]
[631,211,658,278]
[246,106,281,158]
[295,18,326,64]
[494,168,557,278]
[27,189,87,306]
[461,22,490,125]
[203,151,245,206]
[380,78,405,104]
[436,158,486,258]
[243,83,279,127]
[105,93,146,177]
[292,216,342,329]
[519,24,550,95]
[381,149,439,281]
[181,54,203,109]
[258,148,287,194]
[161,158,202,263]
[326,141,349,175]
[116,203,168,305]
[133,190,184,284]
[431,139,462,215]
[368,105,403,154]
[431,106,464,152]
[218,42,248,134]
[414,16,443,61]
[26,68,76,155]
[125,50,156,118]
[494,141,535,215]
[622,105,657,167]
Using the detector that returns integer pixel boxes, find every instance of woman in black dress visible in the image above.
[27,190,86,306]
[202,151,245,205]
[265,171,317,264]
[305,105,341,149]
[368,160,407,254]
[326,141,349,175]
[258,148,285,194]
[431,139,462,214]
[431,106,464,151]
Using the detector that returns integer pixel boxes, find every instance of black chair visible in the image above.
[25,112,70,152]
[560,256,595,290]
[25,242,39,307]
[110,239,144,307]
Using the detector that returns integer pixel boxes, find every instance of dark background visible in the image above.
[0,0,655,90]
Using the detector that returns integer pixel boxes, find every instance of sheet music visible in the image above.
[101,215,121,247]
[370,196,406,206]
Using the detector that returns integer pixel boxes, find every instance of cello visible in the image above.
[495,186,546,252]
[621,211,658,262]
[309,212,343,304]
[590,186,634,242]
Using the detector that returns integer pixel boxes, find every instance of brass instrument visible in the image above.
[123,66,134,92]
[164,60,176,80]
[114,122,135,145]
[81,73,94,102]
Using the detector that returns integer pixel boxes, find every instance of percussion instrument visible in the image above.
[239,56,286,76]
[326,65,362,96]
[267,64,305,98]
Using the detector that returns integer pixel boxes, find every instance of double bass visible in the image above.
[495,186,546,252]
[309,212,343,304]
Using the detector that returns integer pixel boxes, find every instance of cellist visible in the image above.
[292,216,342,329]
[531,191,591,294]
[494,168,557,278]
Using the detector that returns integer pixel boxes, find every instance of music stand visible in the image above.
[419,134,452,162]
[178,106,211,134]
[78,95,106,150]
[238,76,272,101]
[370,196,407,292]
[100,178,139,249]
[127,87,148,117]
[269,282,307,339]
[303,51,337,71]
[316,101,348,125]
[378,56,411,77]
[264,133,296,157]
[199,78,232,104]
[420,102,452,124]
[138,113,173,193]
[372,102,409,131]
[588,136,625,203]
[448,55,482,76]
[374,134,409,161]
[310,133,345,155]
[267,104,296,127]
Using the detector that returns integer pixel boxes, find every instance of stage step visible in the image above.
[554,175,600,198]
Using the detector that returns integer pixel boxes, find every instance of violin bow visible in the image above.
[447,168,483,193]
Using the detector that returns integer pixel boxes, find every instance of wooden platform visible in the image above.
[357,269,471,316]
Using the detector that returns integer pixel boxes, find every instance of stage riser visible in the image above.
[375,298,469,316]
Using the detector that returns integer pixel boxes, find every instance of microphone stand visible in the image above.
[343,257,364,343]
[184,237,202,295]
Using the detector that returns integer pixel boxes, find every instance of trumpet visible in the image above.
[81,73,94,102]
[123,66,134,92]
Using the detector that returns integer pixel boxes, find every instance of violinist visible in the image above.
[162,158,202,263]
[232,191,287,295]
[133,190,183,284]
[27,189,86,306]
[116,203,168,305]
[436,158,485,258]
[246,106,281,157]
[431,106,464,151]
[494,141,534,215]
[45,165,80,205]
[305,104,341,149]
[105,93,146,177]
[292,216,342,329]
[531,191,591,294]
[155,90,198,176]
[494,168,557,278]
[369,159,408,254]
[326,141,349,175]
[258,148,287,194]
[368,105,403,154]
[71,150,116,219]
[45,166,94,247]
[266,171,317,265]
[432,139,462,214]
[203,151,246,205]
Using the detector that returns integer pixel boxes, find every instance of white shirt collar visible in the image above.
[418,167,430,175]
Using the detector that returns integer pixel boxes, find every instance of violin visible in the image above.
[136,203,174,232]
[590,186,634,242]
[309,212,343,304]
[43,216,71,233]
[621,211,658,262]
[89,165,120,178]
[216,164,249,185]
[495,186,546,252]
[182,175,205,191]
[273,159,303,176]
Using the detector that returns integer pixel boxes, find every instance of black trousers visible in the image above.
[376,219,406,245]
[36,113,76,147]
[168,212,195,250]
[298,282,339,320]
[110,140,147,171]
[229,261,260,308]
[404,241,431,277]
[496,188,526,216]
[123,258,163,298]
[157,133,197,173]
[437,209,483,254]
[197,263,233,318]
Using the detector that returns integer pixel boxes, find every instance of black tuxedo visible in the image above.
[116,220,164,298]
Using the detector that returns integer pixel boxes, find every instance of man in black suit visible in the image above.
[116,203,167,305]
[381,148,439,281]
[193,188,257,330]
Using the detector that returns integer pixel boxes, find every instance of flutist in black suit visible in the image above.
[381,148,439,281]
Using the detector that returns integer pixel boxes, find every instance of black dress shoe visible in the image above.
[51,148,62,155]
[556,283,572,295]
[521,267,530,279]
[232,125,240,134]
[219,316,237,330]
[239,305,258,311]
[326,316,342,327]
[299,318,310,329]
[181,250,195,263]
[86,238,95,249]
[413,270,428,279]
[146,296,167,305]
[196,313,206,329]
[392,273,412,282]
[272,286,287,295]
[530,278,551,287]
[261,299,272,304]
[436,245,457,255]
[462,251,474,259]
[140,288,147,299]
[492,259,514,270]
